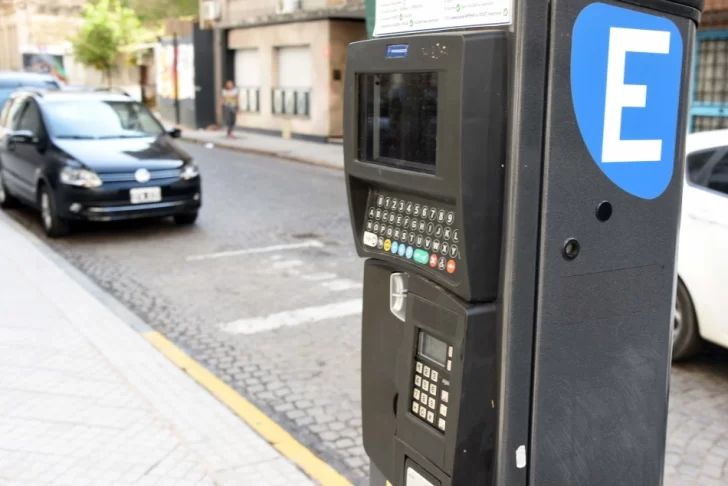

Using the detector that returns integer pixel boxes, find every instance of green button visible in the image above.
[413,249,429,265]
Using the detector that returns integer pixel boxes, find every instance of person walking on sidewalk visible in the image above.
[221,80,239,138]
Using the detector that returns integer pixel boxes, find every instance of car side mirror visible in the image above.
[167,127,182,139]
[10,130,37,144]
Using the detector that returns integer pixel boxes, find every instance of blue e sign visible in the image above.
[571,3,683,200]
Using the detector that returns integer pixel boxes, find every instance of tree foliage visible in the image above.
[71,0,141,85]
[127,0,198,23]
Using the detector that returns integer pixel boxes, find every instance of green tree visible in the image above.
[127,0,198,22]
[71,0,141,86]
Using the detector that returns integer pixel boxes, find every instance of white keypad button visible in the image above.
[419,221,426,232]
[377,195,384,207]
[406,202,413,214]
[422,380,430,391]
[429,208,437,220]
[438,210,445,223]
[441,390,449,403]
[416,362,423,373]
[404,216,410,228]
[440,404,448,417]
[369,208,376,218]
[396,215,403,226]
[382,211,388,222]
[421,205,428,218]
[394,228,401,240]
[430,383,437,395]
[443,227,452,240]
[438,418,446,431]
[431,371,439,382]
[415,375,422,387]
[447,360,452,371]
[428,397,436,409]
[432,240,441,253]
[414,204,421,216]
[391,198,398,209]
[441,242,450,256]
[366,221,373,231]
[448,346,453,358]
[423,366,431,378]
[427,222,434,235]
[446,212,455,225]
[398,200,405,212]
[420,393,428,405]
[363,232,378,248]
[419,407,427,419]
[411,219,418,230]
[385,197,391,208]
[389,213,395,224]
[412,402,419,414]
[452,229,460,243]
[414,389,421,401]
[427,411,435,423]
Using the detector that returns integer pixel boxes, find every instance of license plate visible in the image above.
[130,187,162,204]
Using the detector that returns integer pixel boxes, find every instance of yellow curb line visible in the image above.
[142,330,353,486]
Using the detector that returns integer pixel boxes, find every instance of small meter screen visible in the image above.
[418,332,448,367]
[358,72,438,173]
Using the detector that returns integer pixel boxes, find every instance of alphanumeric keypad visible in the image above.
[362,192,460,276]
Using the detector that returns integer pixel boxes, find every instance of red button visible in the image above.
[447,260,456,274]
[429,254,438,268]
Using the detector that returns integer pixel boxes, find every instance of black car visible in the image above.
[0,89,201,237]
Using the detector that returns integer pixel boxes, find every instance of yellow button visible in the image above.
[384,239,392,251]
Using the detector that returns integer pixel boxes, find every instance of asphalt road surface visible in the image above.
[6,141,728,485]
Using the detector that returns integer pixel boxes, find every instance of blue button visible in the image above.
[391,241,399,254]
[398,244,406,257]
[406,246,414,260]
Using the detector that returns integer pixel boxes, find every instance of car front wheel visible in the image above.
[673,280,701,361]
[0,170,18,209]
[40,186,69,238]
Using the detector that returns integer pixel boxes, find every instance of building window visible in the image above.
[235,48,261,113]
[689,7,728,132]
[273,45,312,117]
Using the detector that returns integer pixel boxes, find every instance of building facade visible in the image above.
[691,0,728,132]
[204,0,367,141]
[0,0,144,94]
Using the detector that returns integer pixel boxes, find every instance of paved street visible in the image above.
[5,141,728,485]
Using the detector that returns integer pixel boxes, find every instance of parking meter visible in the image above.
[345,1,703,485]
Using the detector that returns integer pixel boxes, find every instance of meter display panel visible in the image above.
[358,72,439,173]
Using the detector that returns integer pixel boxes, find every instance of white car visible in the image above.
[674,129,728,360]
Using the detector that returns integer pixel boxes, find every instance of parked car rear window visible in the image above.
[43,100,165,139]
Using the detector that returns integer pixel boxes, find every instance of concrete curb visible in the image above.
[180,135,345,171]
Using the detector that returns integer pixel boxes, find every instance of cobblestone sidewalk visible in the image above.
[175,127,344,171]
[0,214,314,486]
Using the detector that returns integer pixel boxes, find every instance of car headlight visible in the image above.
[180,161,199,180]
[60,167,102,188]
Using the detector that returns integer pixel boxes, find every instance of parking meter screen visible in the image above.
[418,332,448,367]
[358,72,438,173]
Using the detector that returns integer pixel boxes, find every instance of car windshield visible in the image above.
[43,100,165,139]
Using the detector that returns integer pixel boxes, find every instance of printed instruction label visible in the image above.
[374,0,512,37]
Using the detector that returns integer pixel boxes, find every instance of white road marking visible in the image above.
[302,272,338,281]
[221,299,363,335]
[321,279,363,292]
[186,240,323,262]
[273,260,304,270]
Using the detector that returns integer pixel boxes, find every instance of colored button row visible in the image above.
[364,232,457,274]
